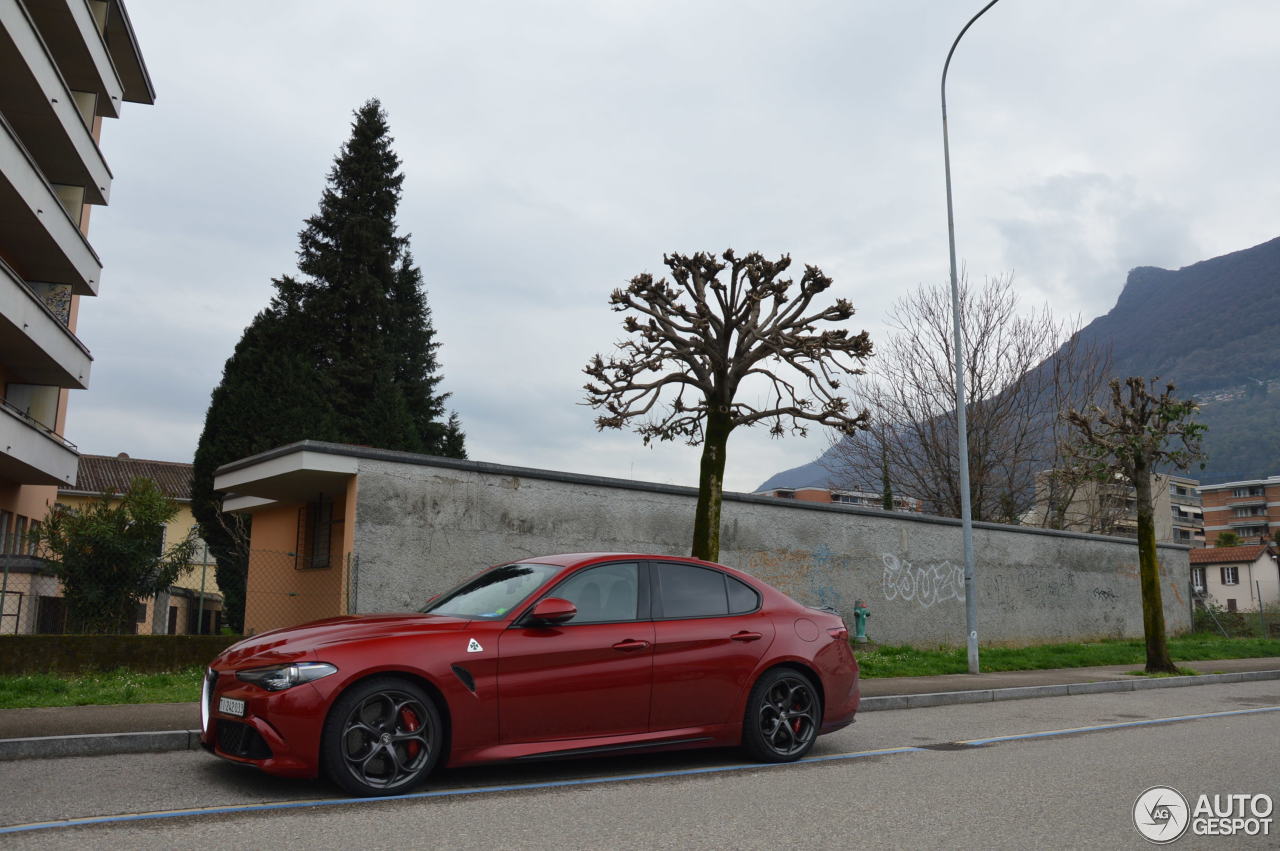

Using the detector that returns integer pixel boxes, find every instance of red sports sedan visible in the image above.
[201,553,859,796]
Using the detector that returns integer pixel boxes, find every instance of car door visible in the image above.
[497,561,654,744]
[648,561,775,732]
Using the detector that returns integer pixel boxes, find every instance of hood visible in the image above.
[213,613,471,669]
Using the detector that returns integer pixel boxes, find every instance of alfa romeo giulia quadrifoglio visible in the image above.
[200,553,860,796]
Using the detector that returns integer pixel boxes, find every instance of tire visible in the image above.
[741,668,821,762]
[321,676,443,796]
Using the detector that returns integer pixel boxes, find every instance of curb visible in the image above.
[858,669,1280,712]
[3,670,1278,760]
[0,729,201,761]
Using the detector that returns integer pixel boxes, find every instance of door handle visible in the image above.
[730,631,763,642]
[612,639,650,652]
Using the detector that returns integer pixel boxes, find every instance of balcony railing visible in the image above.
[1,256,90,357]
[0,397,77,452]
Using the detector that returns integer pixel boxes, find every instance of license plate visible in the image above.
[218,696,246,717]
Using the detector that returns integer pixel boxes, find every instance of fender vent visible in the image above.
[451,664,476,692]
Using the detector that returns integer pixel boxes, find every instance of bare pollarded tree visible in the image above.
[826,274,1111,523]
[1065,377,1205,673]
[584,250,873,561]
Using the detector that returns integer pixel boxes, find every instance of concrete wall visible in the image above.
[350,451,1192,647]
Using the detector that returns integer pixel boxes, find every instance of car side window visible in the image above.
[726,575,760,614]
[656,563,730,619]
[547,562,640,623]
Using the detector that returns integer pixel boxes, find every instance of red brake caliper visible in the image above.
[400,707,421,758]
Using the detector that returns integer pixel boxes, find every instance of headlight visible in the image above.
[236,662,338,691]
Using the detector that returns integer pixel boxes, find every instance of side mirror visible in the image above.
[530,597,577,625]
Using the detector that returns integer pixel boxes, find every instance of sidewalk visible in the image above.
[2,656,1278,759]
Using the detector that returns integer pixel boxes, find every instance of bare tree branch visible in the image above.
[583,249,873,560]
[825,274,1111,523]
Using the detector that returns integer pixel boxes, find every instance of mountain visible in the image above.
[757,235,1280,492]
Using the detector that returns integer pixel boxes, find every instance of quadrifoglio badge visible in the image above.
[1133,786,1274,843]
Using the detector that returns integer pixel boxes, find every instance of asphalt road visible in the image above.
[4,682,1279,849]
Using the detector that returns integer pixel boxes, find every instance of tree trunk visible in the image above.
[1134,465,1177,673]
[691,409,732,562]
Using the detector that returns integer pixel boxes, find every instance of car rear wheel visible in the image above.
[742,668,821,762]
[322,676,442,796]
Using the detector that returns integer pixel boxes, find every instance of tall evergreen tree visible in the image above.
[193,99,464,631]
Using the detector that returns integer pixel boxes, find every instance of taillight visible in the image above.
[828,626,848,641]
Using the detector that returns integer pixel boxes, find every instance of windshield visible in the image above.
[421,563,560,620]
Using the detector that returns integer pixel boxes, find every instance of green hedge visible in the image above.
[0,635,241,675]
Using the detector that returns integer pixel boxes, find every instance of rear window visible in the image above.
[656,563,728,619]
[727,575,760,614]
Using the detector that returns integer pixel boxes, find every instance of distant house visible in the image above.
[753,486,922,513]
[1188,544,1279,613]
[1198,475,1280,547]
[0,453,222,635]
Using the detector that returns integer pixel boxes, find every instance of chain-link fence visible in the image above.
[240,549,357,636]
[0,588,24,635]
[1193,600,1280,638]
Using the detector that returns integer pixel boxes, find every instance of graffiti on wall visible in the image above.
[881,554,964,609]
[742,545,846,613]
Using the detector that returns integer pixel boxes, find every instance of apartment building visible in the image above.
[754,486,922,513]
[0,0,154,632]
[1024,471,1203,545]
[1199,475,1280,547]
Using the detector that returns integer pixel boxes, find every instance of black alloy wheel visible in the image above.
[742,669,821,762]
[322,676,442,796]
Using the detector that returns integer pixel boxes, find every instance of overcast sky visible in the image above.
[68,0,1280,493]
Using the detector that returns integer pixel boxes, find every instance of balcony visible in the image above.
[104,0,155,105]
[21,0,124,119]
[0,396,78,486]
[0,257,92,389]
[0,112,101,295]
[0,0,113,206]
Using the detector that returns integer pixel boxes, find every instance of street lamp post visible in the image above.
[942,0,1001,675]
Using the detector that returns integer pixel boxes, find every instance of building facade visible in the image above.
[0,0,155,630]
[1025,472,1203,546]
[1,453,222,635]
[1189,544,1279,613]
[753,486,922,513]
[1199,476,1280,547]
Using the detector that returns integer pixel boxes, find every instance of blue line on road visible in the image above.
[3,705,1277,836]
[0,746,926,835]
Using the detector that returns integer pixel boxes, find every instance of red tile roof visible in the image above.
[1189,544,1273,565]
[60,454,193,501]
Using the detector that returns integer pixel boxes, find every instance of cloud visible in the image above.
[64,0,1280,496]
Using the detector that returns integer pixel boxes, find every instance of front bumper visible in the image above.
[200,668,328,778]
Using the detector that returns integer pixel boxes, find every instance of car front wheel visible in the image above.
[322,676,442,796]
[742,668,821,762]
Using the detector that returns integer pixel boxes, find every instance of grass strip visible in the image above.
[855,635,1280,678]
[0,666,204,710]
[1,635,1278,708]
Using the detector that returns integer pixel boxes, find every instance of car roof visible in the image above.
[519,553,738,571]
